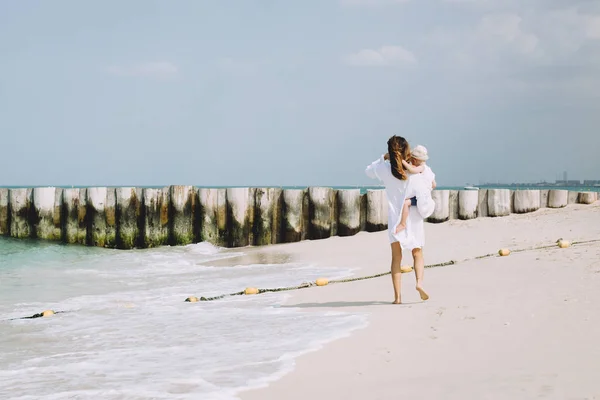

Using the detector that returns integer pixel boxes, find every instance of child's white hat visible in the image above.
[411,145,429,161]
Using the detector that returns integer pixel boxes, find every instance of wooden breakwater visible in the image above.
[0,187,597,249]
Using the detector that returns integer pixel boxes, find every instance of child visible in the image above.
[395,145,436,234]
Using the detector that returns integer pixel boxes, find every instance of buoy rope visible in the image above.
[4,238,600,318]
[6,311,66,321]
[194,238,600,302]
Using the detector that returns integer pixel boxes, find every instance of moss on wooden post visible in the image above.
[226,187,255,247]
[105,188,117,248]
[0,188,9,236]
[254,188,283,246]
[282,189,306,243]
[9,188,32,239]
[169,185,196,246]
[116,187,142,249]
[32,187,62,241]
[142,187,170,248]
[87,187,107,247]
[62,188,86,244]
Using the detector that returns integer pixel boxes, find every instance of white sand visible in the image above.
[241,203,600,400]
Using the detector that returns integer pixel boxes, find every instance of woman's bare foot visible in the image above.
[416,285,429,301]
[392,298,402,304]
[394,223,406,234]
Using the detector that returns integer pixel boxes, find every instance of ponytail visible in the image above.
[387,136,411,181]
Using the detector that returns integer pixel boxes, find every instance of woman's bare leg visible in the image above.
[412,248,429,301]
[390,242,403,304]
[395,199,411,234]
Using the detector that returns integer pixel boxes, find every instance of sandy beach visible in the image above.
[241,202,600,400]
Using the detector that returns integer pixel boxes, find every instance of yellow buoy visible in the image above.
[245,287,259,295]
[185,297,199,303]
[498,248,511,257]
[400,265,413,273]
[41,310,55,317]
[557,240,570,249]
[315,278,329,287]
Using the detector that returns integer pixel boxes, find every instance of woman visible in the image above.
[365,135,430,304]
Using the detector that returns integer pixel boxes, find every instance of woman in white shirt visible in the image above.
[365,135,430,304]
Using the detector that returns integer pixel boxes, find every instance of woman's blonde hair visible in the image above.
[387,135,411,181]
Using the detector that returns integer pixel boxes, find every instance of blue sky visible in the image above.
[1,0,599,187]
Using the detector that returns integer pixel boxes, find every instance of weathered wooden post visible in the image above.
[548,190,568,208]
[87,187,108,247]
[366,189,387,232]
[9,188,32,239]
[477,189,489,218]
[198,188,227,246]
[169,185,196,246]
[359,192,367,232]
[116,187,142,249]
[487,189,511,217]
[32,187,62,241]
[62,188,87,244]
[308,187,335,240]
[0,188,9,236]
[449,190,459,220]
[141,187,170,248]
[513,190,541,214]
[337,189,361,237]
[427,190,450,223]
[567,191,579,204]
[578,192,598,204]
[254,188,283,246]
[458,190,479,220]
[226,187,255,247]
[282,189,306,243]
[540,190,549,208]
[104,188,117,248]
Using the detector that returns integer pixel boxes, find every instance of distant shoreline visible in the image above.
[1,184,599,194]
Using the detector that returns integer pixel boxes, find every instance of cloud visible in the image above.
[422,12,545,71]
[344,45,417,66]
[106,62,179,79]
[476,14,539,55]
[584,14,600,38]
[339,0,409,6]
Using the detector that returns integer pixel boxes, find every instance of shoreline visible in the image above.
[240,202,600,400]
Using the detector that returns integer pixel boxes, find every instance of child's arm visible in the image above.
[402,159,425,174]
[432,179,437,189]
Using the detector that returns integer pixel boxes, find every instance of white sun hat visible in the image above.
[411,145,429,161]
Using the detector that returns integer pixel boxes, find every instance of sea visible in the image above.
[0,237,367,399]
[2,184,599,194]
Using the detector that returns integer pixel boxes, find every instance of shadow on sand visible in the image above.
[280,300,423,309]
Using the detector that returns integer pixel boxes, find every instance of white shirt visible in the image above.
[421,164,435,189]
[365,155,428,250]
[365,154,409,217]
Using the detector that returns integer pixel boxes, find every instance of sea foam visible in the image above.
[0,238,366,399]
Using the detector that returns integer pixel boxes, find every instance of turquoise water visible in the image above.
[2,185,599,195]
[0,237,366,399]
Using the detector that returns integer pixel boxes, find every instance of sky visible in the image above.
[1,0,599,187]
